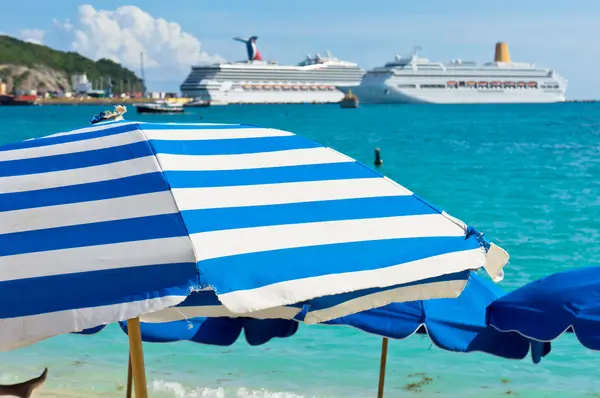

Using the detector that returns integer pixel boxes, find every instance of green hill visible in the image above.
[0,35,143,94]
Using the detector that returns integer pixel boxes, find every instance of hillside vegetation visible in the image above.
[0,35,142,93]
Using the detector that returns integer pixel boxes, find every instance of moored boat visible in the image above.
[0,94,38,105]
[135,101,184,114]
[340,89,359,108]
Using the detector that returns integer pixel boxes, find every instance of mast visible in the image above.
[140,52,146,95]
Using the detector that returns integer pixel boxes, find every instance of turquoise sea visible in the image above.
[1,103,600,397]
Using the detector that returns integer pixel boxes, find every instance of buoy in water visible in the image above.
[374,148,383,167]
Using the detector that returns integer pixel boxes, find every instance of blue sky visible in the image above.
[2,0,599,98]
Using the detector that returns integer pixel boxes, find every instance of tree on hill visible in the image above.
[0,35,143,94]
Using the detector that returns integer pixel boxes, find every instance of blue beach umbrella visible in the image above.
[78,316,299,346]
[487,266,600,349]
[0,117,508,396]
[326,272,548,360]
[151,273,548,397]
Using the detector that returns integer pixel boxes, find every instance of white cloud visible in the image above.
[20,29,46,45]
[50,4,223,88]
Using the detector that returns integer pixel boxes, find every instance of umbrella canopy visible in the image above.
[0,120,508,350]
[325,272,550,362]
[79,317,298,346]
[94,272,547,361]
[487,266,600,350]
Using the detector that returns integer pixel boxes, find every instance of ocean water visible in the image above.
[1,103,600,397]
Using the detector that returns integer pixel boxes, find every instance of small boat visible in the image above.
[340,89,359,109]
[183,99,210,107]
[135,101,184,114]
[0,94,38,106]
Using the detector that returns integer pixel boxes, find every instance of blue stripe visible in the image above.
[139,123,256,130]
[164,162,375,189]
[0,141,153,177]
[149,135,320,155]
[0,123,140,152]
[0,214,188,257]
[0,262,198,318]
[198,236,481,294]
[0,173,169,212]
[181,196,435,233]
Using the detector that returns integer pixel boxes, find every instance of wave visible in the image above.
[151,380,310,398]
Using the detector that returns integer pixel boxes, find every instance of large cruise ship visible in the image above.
[180,36,364,104]
[340,42,567,104]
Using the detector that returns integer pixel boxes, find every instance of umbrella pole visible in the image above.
[126,351,132,398]
[127,317,148,398]
[377,337,388,398]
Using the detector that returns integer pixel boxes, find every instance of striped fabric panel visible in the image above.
[141,123,489,318]
[0,120,500,351]
[0,122,202,350]
[138,271,470,325]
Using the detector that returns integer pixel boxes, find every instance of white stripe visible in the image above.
[218,248,484,315]
[192,214,466,261]
[0,237,195,281]
[143,127,293,141]
[383,176,414,195]
[0,129,144,162]
[0,294,187,352]
[0,156,159,193]
[141,305,300,323]
[304,280,467,324]
[40,121,139,139]
[0,191,179,234]
[156,147,352,172]
[172,178,411,211]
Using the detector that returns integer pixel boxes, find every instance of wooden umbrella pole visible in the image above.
[126,351,132,398]
[377,337,389,398]
[127,317,148,398]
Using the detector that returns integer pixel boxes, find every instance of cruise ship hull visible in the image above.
[339,84,566,104]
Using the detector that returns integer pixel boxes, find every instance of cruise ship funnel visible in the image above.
[494,42,511,63]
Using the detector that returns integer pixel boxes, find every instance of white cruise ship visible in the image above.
[339,42,567,104]
[180,36,364,105]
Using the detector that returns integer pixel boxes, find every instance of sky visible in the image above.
[2,0,599,98]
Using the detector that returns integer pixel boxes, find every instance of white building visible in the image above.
[71,73,93,94]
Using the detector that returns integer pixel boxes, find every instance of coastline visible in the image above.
[36,98,156,105]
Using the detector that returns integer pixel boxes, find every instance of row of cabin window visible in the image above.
[403,83,544,89]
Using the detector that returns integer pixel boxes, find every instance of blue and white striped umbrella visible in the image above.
[0,120,508,351]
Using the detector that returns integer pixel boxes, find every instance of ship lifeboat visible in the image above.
[317,85,327,90]
[300,86,308,90]
[242,84,251,90]
[447,81,457,86]
[503,81,515,87]
[292,86,300,91]
[327,86,335,91]
[527,81,538,88]
[466,81,476,86]
[309,86,317,91]
[517,81,526,87]
[491,81,502,87]
[273,85,281,89]
[263,85,272,90]
[478,81,488,87]
[253,85,263,90]
[282,85,290,90]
